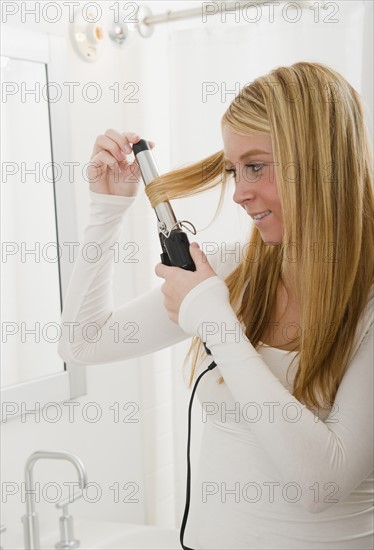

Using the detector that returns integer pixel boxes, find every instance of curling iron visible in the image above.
[132,139,197,271]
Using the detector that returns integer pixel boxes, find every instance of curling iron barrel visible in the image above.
[132,139,196,271]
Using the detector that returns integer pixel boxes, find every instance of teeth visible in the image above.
[253,210,271,220]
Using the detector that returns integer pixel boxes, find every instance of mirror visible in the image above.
[1,55,64,387]
[0,26,86,416]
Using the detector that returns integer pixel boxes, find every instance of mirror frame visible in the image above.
[1,25,86,421]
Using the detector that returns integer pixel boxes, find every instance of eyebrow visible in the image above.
[224,149,272,162]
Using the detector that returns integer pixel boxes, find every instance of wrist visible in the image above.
[178,276,235,336]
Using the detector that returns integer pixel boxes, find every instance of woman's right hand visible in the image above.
[87,129,155,196]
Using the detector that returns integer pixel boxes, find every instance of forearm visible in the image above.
[58,191,190,365]
[58,191,136,363]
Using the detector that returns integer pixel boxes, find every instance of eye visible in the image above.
[246,163,263,173]
[224,164,264,177]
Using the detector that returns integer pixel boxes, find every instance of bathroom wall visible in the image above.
[1,1,373,548]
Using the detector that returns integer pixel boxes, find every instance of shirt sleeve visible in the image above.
[57,191,190,365]
[178,276,374,513]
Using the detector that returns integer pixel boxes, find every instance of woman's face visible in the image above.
[222,126,283,244]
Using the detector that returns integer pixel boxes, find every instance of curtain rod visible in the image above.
[137,1,316,38]
[143,1,263,26]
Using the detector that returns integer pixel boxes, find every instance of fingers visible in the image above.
[155,262,171,279]
[92,131,125,159]
[119,130,141,153]
[92,129,155,162]
[120,158,141,181]
[91,149,120,171]
[91,129,155,175]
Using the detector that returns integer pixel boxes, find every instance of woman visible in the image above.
[58,62,374,549]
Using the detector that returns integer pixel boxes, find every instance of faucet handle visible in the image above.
[55,504,80,549]
[55,489,83,510]
[55,491,82,549]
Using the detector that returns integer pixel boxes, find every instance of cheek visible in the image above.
[265,181,282,210]
[273,191,282,212]
[269,189,284,225]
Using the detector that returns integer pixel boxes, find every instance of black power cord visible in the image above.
[179,344,217,550]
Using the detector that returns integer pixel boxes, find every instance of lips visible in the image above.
[250,210,272,220]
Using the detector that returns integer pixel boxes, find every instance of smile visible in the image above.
[251,210,272,221]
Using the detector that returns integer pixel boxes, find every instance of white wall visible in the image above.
[1,1,372,548]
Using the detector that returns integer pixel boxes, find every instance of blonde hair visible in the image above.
[145,61,374,410]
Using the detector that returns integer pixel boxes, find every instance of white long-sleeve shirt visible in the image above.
[58,191,374,550]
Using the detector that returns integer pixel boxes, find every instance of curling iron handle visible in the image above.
[161,230,196,272]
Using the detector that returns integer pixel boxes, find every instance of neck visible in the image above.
[280,265,299,303]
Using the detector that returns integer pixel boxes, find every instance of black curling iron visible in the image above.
[132,139,197,271]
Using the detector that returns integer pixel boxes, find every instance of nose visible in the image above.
[232,167,256,205]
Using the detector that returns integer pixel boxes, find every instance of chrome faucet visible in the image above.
[22,451,88,550]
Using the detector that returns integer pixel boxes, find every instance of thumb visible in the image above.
[189,242,209,268]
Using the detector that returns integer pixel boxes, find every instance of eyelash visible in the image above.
[224,164,264,175]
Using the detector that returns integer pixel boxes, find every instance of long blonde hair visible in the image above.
[145,62,374,410]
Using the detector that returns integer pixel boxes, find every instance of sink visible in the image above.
[41,519,181,550]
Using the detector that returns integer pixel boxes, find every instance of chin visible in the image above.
[259,233,282,245]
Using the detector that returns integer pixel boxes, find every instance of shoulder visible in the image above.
[201,240,247,281]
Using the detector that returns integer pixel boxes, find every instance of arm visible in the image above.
[58,191,190,365]
[178,276,374,513]
[61,129,247,366]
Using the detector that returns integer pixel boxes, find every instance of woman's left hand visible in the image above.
[155,242,217,324]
